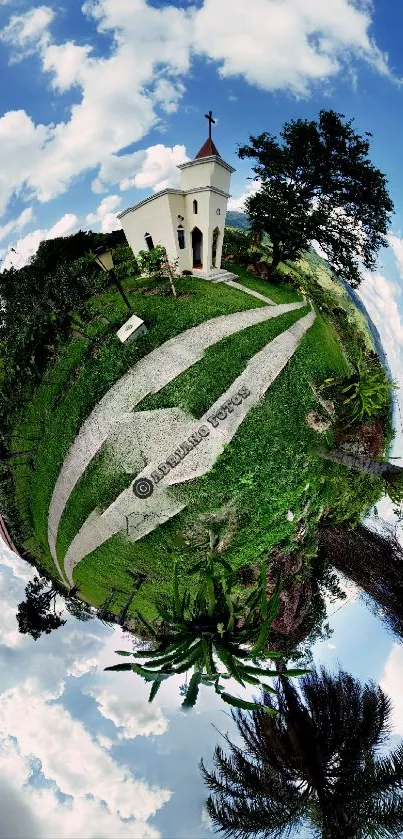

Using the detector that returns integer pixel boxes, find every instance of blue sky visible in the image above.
[2,1,403,837]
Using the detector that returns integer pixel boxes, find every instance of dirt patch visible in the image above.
[183,504,238,554]
[306,411,332,433]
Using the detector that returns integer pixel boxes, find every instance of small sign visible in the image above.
[116,315,147,344]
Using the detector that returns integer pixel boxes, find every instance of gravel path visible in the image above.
[48,299,305,574]
[62,307,315,585]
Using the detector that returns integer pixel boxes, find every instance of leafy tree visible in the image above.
[16,576,66,640]
[65,599,94,622]
[319,522,403,640]
[106,559,306,711]
[238,110,394,286]
[201,666,403,838]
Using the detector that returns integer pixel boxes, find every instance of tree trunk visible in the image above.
[162,248,177,298]
[270,242,282,273]
[118,589,137,627]
[315,447,402,481]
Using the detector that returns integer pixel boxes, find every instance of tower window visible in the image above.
[193,199,198,214]
[177,225,186,250]
[144,232,154,251]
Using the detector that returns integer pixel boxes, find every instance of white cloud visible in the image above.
[0,207,33,242]
[0,735,166,839]
[42,41,93,92]
[380,644,403,736]
[0,0,391,219]
[1,6,54,56]
[0,110,51,216]
[0,1,193,208]
[387,234,403,279]
[1,212,79,270]
[86,194,122,233]
[227,178,260,212]
[85,685,169,740]
[194,0,390,96]
[359,269,403,372]
[93,144,188,195]
[0,682,170,824]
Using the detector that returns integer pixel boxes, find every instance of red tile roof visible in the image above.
[194,137,221,159]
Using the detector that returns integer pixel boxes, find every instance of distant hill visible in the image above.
[306,249,390,375]
[225,211,250,229]
[340,278,391,375]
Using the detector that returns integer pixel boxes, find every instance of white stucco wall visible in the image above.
[179,157,232,194]
[119,192,186,267]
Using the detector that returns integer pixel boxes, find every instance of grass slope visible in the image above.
[12,273,299,578]
[72,313,381,620]
[11,267,384,621]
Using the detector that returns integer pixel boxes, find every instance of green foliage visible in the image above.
[239,109,394,286]
[9,264,385,619]
[112,243,139,282]
[0,229,128,440]
[105,558,305,711]
[222,227,253,265]
[16,576,66,640]
[320,352,395,425]
[385,471,403,505]
[137,245,166,277]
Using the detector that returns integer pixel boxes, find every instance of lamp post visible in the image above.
[93,246,132,312]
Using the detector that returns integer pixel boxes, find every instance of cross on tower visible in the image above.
[204,110,216,140]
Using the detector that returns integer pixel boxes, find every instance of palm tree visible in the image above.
[201,666,403,838]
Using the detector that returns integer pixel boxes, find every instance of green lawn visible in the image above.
[12,273,299,578]
[11,268,384,620]
[72,313,382,620]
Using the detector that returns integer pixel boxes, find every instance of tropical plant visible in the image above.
[319,353,395,425]
[105,559,306,711]
[238,110,394,285]
[201,666,403,838]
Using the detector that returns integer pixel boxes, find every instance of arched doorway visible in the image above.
[191,227,203,268]
[212,226,220,268]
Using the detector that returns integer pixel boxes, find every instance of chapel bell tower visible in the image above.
[177,110,235,274]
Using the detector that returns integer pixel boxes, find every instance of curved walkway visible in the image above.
[62,308,315,586]
[48,299,306,577]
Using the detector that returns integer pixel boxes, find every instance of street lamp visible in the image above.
[93,245,132,312]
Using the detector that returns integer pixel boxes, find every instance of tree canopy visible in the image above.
[201,666,403,838]
[16,577,66,640]
[319,523,403,639]
[239,109,394,287]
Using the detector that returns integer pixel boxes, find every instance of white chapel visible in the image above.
[117,112,236,278]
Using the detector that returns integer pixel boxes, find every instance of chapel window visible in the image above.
[177,226,186,250]
[193,200,198,214]
[144,232,154,251]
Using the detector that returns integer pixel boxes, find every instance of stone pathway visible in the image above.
[48,299,306,575]
[62,308,315,586]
